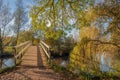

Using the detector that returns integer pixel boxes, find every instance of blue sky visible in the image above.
[3,0,16,13]
[3,0,34,13]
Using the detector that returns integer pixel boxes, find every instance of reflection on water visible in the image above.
[96,52,112,72]
[53,57,68,68]
[2,58,15,69]
[60,60,67,67]
[100,53,111,72]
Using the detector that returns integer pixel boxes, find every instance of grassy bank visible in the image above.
[49,59,120,80]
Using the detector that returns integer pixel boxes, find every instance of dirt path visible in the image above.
[0,46,62,80]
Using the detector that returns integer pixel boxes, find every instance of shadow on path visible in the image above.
[36,46,45,69]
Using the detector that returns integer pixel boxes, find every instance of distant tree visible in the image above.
[17,30,33,44]
[13,0,27,45]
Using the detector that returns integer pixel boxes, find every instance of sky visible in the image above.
[3,0,16,13]
[3,0,34,13]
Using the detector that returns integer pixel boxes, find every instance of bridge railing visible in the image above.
[13,41,32,64]
[40,40,50,59]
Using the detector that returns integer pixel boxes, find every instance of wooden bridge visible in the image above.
[0,41,62,80]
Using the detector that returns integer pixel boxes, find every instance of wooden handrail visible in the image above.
[40,40,50,59]
[40,41,50,49]
[14,41,31,49]
[40,43,50,59]
[13,41,32,64]
[15,43,31,59]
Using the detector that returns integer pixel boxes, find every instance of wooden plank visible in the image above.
[21,46,38,67]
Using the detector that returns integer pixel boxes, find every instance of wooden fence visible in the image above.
[13,41,32,64]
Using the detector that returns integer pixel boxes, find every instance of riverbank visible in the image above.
[50,53,120,80]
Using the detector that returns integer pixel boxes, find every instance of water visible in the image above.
[60,60,67,67]
[96,52,112,72]
[1,58,15,69]
[53,57,68,68]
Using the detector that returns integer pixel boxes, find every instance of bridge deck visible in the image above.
[0,46,62,80]
[21,46,38,67]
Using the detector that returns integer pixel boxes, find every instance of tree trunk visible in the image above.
[15,32,19,45]
[15,25,20,46]
[0,29,3,68]
[0,29,3,55]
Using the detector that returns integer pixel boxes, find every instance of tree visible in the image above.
[30,0,120,78]
[0,0,12,54]
[30,0,78,45]
[13,0,27,45]
[17,30,33,44]
[69,0,120,78]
